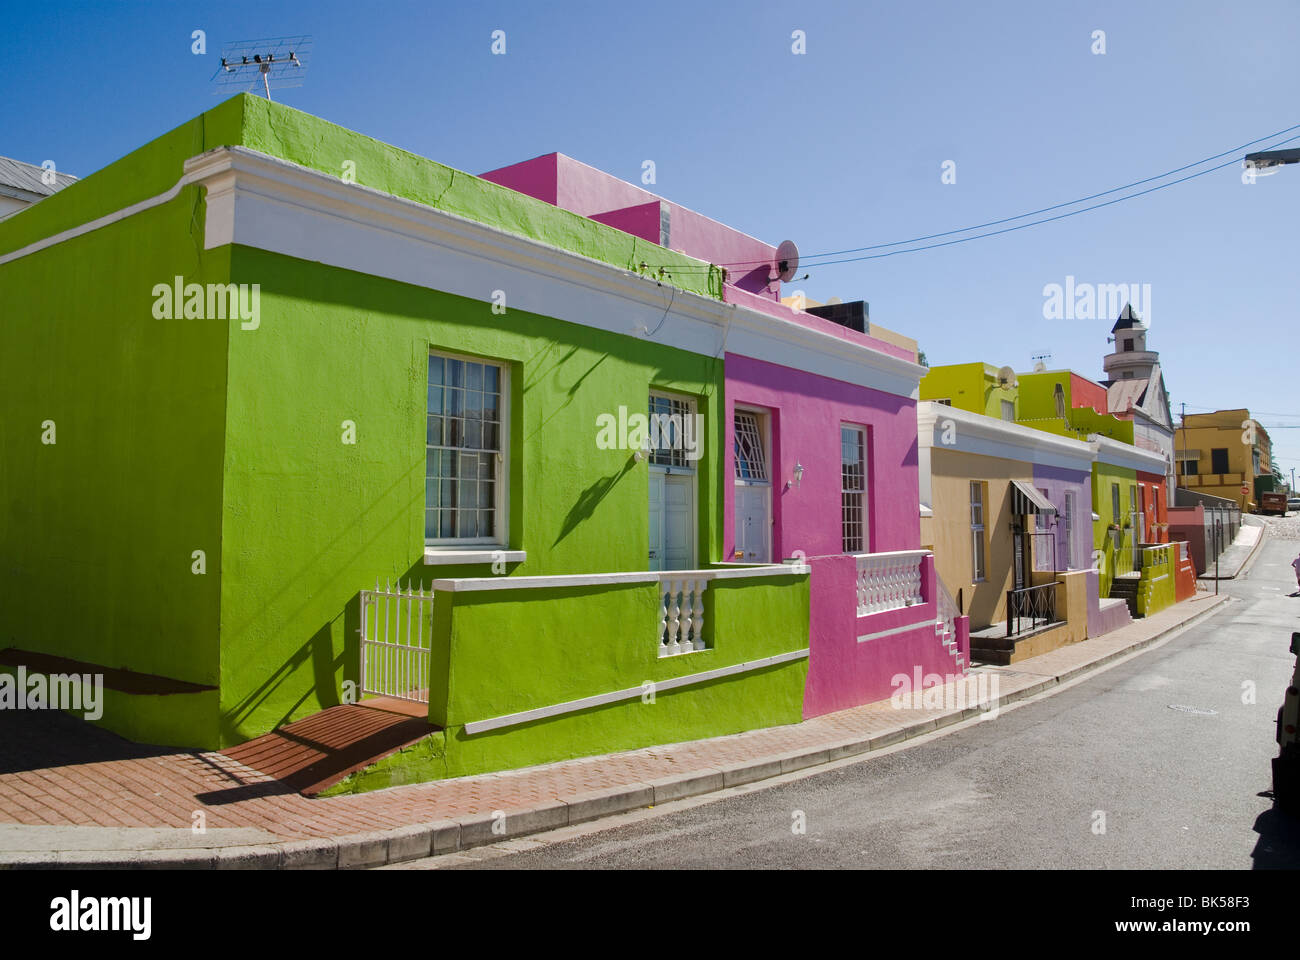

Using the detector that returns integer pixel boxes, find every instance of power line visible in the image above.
[637,120,1300,272]
[797,138,1300,269]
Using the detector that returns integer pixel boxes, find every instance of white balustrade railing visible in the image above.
[659,576,709,657]
[855,550,927,616]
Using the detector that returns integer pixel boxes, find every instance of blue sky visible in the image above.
[6,0,1298,474]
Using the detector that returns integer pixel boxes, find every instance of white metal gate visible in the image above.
[359,579,434,704]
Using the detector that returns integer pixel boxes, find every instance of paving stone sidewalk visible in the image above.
[1201,515,1266,580]
[0,592,1231,869]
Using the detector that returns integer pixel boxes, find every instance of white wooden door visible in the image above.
[650,471,694,571]
[735,485,771,562]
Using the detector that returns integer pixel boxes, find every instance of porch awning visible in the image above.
[1010,480,1056,516]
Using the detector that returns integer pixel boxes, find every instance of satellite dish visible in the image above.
[997,365,1018,387]
[825,296,842,305]
[774,240,800,284]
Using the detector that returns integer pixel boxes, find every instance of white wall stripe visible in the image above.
[461,648,809,735]
[856,619,939,644]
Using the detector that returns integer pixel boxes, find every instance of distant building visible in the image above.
[0,156,77,220]
[1176,408,1273,508]
[1099,304,1176,505]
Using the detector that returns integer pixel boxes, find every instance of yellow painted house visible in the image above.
[1176,409,1273,507]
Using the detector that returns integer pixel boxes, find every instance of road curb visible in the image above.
[0,595,1234,871]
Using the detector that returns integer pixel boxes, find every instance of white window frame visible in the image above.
[840,424,868,553]
[733,405,772,485]
[1063,490,1075,569]
[425,349,510,551]
[648,390,700,474]
[970,480,986,582]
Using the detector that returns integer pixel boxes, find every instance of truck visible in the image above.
[1259,491,1288,516]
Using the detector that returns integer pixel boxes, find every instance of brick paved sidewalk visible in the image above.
[0,592,1231,868]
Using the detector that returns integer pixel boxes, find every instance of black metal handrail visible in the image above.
[1006,581,1060,638]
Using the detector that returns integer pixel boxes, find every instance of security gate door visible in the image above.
[733,409,771,563]
[735,486,771,562]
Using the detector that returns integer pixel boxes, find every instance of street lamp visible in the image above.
[1244,147,1300,179]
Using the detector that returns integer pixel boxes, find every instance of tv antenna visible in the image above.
[1031,351,1052,371]
[212,36,313,100]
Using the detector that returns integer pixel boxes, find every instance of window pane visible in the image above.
[429,352,506,542]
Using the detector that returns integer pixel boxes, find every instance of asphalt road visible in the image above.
[399,520,1300,869]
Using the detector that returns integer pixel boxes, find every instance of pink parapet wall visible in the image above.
[802,554,969,718]
[480,152,780,297]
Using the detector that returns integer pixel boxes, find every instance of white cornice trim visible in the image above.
[185,146,926,399]
[1092,434,1169,473]
[917,402,1095,471]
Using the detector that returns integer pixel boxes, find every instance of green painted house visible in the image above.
[1,95,822,780]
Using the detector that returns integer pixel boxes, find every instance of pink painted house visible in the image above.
[482,152,970,717]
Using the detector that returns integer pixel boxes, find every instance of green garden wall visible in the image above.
[323,571,811,787]
[1137,544,1177,616]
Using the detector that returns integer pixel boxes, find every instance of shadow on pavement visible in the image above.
[0,708,171,775]
[1251,804,1300,868]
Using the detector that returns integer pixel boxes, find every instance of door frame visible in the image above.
[649,389,700,571]
[733,404,774,563]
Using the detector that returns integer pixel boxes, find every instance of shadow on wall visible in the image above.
[526,346,609,442]
[218,594,359,747]
[217,462,424,745]
[555,457,637,547]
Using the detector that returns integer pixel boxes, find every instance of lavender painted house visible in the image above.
[1030,462,1092,574]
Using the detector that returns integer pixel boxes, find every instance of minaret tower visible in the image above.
[1102,303,1157,381]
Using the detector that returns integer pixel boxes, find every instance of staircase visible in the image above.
[1109,574,1141,618]
[934,577,968,674]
